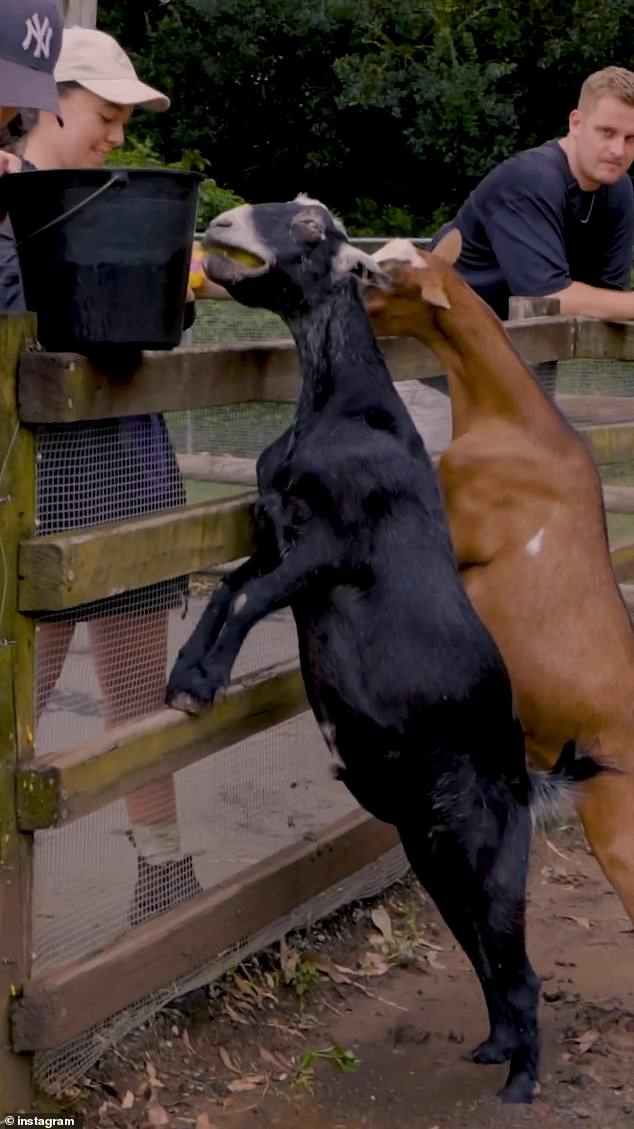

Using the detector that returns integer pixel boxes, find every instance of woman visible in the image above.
[3,25,203,926]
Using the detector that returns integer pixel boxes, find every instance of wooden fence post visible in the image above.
[0,314,38,1115]
[63,0,98,28]
[508,296,561,320]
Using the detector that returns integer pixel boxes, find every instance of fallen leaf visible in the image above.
[575,1029,600,1055]
[146,1102,169,1127]
[280,935,297,981]
[368,930,388,948]
[182,1028,194,1054]
[145,1060,165,1089]
[227,1073,266,1093]
[259,1046,289,1072]
[358,951,390,977]
[224,1002,249,1025]
[417,938,443,952]
[219,1046,242,1074]
[312,955,352,985]
[121,1090,135,1109]
[234,974,260,1000]
[426,950,446,971]
[563,915,591,930]
[195,1115,219,1129]
[371,907,393,944]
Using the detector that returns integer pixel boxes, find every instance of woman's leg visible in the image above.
[36,619,77,718]
[88,606,202,924]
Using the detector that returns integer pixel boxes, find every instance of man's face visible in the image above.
[570,94,634,188]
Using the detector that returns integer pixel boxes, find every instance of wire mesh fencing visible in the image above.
[29,309,634,1095]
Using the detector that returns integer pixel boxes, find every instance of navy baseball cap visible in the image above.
[0,0,63,116]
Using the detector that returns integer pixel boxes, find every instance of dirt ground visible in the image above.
[67,822,634,1129]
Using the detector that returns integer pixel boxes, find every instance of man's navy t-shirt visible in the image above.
[433,140,634,319]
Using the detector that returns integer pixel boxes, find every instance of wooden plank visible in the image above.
[18,318,575,423]
[18,494,256,612]
[64,0,98,26]
[610,538,634,582]
[0,314,38,1106]
[580,422,634,465]
[508,296,561,320]
[17,660,307,829]
[18,342,299,422]
[603,485,634,514]
[557,394,634,426]
[177,452,258,486]
[11,809,401,1051]
[620,583,634,611]
[575,317,634,362]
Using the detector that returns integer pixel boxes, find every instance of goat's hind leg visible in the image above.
[398,808,540,1104]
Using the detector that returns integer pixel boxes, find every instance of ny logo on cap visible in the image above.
[22,13,54,60]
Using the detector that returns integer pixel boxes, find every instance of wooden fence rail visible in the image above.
[3,305,634,1109]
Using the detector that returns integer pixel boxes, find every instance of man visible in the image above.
[0,0,62,181]
[434,66,634,331]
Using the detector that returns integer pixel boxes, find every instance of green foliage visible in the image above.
[294,1044,361,1089]
[96,0,634,232]
[283,954,321,1000]
[106,131,245,225]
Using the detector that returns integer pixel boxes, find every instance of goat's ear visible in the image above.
[418,275,452,310]
[291,210,327,244]
[334,243,392,289]
[432,227,462,265]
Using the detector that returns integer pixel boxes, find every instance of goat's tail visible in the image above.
[528,739,606,827]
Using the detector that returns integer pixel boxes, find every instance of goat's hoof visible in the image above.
[472,1035,513,1065]
[497,1074,540,1104]
[167,690,208,716]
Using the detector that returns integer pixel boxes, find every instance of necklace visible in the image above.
[580,194,596,224]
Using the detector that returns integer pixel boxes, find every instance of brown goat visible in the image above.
[363,232,634,927]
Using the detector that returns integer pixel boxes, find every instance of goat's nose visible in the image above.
[213,218,233,228]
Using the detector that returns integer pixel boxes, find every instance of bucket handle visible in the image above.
[17,172,126,246]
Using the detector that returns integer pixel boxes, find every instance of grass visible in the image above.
[184,479,252,504]
[192,301,290,345]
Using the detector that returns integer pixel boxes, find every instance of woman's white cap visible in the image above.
[55,27,170,112]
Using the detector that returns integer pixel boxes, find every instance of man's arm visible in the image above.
[547,281,634,320]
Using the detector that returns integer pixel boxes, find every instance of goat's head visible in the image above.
[200,195,387,314]
[361,230,463,339]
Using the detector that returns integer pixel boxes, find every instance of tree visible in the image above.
[97,0,634,232]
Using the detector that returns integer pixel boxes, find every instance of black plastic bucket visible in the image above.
[3,167,204,352]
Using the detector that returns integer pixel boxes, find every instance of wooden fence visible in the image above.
[3,306,634,1109]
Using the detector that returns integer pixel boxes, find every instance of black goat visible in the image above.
[166,197,600,1104]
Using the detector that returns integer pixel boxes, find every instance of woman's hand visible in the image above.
[0,151,22,221]
[0,151,22,176]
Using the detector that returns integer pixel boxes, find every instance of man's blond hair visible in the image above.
[579,66,634,110]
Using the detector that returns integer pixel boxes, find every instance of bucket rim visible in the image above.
[5,165,206,184]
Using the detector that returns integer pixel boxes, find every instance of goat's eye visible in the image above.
[289,498,312,525]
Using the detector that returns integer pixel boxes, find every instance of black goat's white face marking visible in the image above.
[294,194,348,236]
[202,204,271,284]
[373,238,423,267]
[201,197,390,315]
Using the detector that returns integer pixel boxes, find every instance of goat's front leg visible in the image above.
[168,531,342,715]
[167,495,285,709]
[166,552,263,710]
